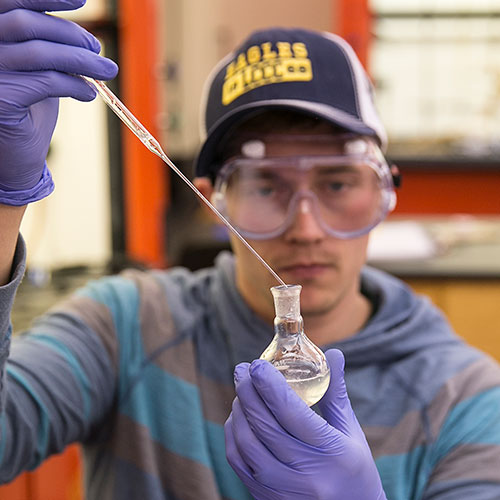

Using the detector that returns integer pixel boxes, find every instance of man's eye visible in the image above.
[257,186,276,196]
[240,183,276,197]
[327,181,347,192]
[323,178,356,194]
[319,173,360,194]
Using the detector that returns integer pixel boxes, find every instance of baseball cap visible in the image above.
[194,27,387,180]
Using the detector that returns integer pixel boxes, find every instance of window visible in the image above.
[370,0,500,161]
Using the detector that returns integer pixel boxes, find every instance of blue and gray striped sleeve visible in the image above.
[0,243,129,483]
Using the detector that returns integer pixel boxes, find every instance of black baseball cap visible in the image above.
[195,27,387,180]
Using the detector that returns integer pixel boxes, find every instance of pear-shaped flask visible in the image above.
[260,284,330,406]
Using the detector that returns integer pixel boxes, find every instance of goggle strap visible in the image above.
[389,162,402,188]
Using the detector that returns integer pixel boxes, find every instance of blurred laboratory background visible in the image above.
[3,0,500,498]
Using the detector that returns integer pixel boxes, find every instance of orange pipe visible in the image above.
[0,445,83,500]
[0,5,168,499]
[27,445,83,500]
[118,0,168,268]
[336,0,372,69]
[0,474,29,498]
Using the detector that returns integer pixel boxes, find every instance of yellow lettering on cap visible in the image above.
[235,53,247,71]
[222,72,244,105]
[292,42,308,58]
[247,45,261,64]
[253,67,264,82]
[243,66,253,85]
[221,40,313,106]
[261,42,277,60]
[263,64,275,79]
[277,42,292,58]
[281,58,312,81]
[225,61,236,80]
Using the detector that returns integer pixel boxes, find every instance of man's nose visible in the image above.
[283,197,327,242]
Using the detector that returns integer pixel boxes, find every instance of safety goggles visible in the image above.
[211,137,396,240]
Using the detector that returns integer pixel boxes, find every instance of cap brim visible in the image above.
[195,99,380,179]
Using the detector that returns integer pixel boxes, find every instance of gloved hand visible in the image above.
[225,349,387,500]
[0,0,118,205]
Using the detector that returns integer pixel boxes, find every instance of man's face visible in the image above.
[236,142,371,322]
[195,126,379,323]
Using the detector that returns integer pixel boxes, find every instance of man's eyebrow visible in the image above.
[315,165,362,174]
[246,168,282,179]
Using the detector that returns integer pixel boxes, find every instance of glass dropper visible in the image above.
[81,78,333,406]
[82,76,286,287]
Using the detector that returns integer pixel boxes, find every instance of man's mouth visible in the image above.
[277,262,332,280]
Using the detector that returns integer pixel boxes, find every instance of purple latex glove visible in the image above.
[0,0,118,204]
[225,349,387,500]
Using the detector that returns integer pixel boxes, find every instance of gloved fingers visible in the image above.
[0,40,117,80]
[246,360,340,450]
[224,413,259,484]
[0,72,96,118]
[0,0,85,14]
[233,362,287,451]
[225,417,284,500]
[0,10,100,53]
[226,403,300,495]
[234,362,316,465]
[317,349,363,438]
[229,398,285,486]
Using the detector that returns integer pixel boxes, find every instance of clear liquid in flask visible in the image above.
[260,284,330,406]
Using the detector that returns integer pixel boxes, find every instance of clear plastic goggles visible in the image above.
[212,137,397,240]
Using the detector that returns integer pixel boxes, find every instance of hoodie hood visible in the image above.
[331,266,460,366]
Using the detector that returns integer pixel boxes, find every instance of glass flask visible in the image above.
[260,284,330,406]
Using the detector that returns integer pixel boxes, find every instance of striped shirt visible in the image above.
[1,239,500,499]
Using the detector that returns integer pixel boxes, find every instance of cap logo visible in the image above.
[222,41,312,106]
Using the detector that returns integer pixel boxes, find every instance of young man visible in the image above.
[1,1,500,499]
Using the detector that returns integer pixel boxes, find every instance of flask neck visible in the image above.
[274,315,304,337]
[271,284,302,315]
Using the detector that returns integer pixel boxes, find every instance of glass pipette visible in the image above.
[82,76,286,287]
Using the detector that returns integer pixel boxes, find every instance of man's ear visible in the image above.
[193,177,217,219]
